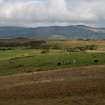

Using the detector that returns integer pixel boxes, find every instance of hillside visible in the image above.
[0,25,105,39]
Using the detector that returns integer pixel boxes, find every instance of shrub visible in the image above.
[40,49,49,54]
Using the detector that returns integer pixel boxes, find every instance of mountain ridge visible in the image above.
[0,25,105,39]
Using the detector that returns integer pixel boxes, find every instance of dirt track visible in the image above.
[0,65,105,105]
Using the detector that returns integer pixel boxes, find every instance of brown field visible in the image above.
[63,40,105,51]
[0,65,105,105]
[63,40,105,46]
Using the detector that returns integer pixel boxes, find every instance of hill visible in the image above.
[0,25,105,39]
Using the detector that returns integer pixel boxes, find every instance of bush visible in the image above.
[40,49,49,54]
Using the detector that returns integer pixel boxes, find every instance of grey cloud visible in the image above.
[0,0,104,27]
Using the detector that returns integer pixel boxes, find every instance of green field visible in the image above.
[0,48,105,75]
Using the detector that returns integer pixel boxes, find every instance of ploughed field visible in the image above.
[0,65,105,105]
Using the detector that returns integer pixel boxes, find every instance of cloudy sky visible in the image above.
[0,0,104,27]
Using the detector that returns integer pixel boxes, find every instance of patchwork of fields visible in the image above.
[0,40,105,105]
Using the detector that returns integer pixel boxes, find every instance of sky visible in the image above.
[0,0,105,27]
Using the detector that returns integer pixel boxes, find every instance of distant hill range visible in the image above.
[0,25,105,39]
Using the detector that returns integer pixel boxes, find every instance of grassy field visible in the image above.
[0,48,105,75]
[0,39,105,76]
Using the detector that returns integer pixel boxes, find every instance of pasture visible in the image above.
[0,48,105,75]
